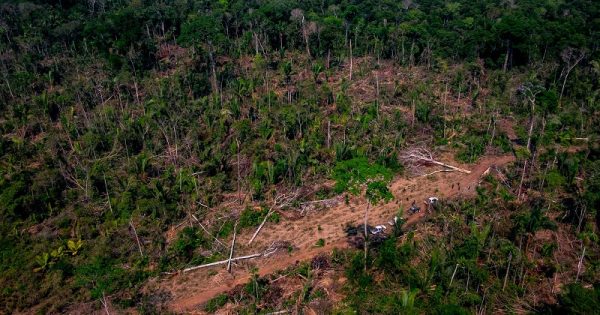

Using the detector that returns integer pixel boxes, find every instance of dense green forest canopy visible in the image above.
[0,0,599,313]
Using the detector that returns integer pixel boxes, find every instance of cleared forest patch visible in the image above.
[154,152,515,312]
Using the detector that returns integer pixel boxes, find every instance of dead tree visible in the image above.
[576,245,586,282]
[184,253,262,272]
[363,201,370,272]
[516,83,543,200]
[349,39,353,81]
[103,173,113,214]
[518,83,543,154]
[517,161,528,200]
[449,263,460,287]
[401,147,471,175]
[183,241,288,272]
[236,138,242,204]
[129,220,144,257]
[291,9,312,58]
[559,48,587,103]
[502,253,512,291]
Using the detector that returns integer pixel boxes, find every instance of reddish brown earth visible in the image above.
[153,153,516,313]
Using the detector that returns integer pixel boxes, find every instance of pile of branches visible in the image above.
[401,147,471,176]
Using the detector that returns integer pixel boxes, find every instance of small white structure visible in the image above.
[370,225,387,235]
[428,197,439,205]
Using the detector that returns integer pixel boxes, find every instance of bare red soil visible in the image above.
[151,153,516,313]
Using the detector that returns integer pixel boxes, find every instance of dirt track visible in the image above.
[158,153,515,313]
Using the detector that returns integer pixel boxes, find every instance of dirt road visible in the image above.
[160,153,515,313]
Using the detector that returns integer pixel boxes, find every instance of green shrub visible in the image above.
[238,207,278,229]
[555,283,600,314]
[205,294,228,313]
[74,256,131,299]
[170,227,208,264]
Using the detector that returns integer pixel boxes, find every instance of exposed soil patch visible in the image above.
[156,153,516,313]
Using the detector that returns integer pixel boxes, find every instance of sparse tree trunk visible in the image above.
[502,253,512,291]
[376,73,380,119]
[503,40,510,72]
[207,41,219,94]
[526,103,535,153]
[364,201,370,272]
[302,17,311,58]
[559,49,586,104]
[489,113,497,146]
[450,263,459,287]
[411,99,415,127]
[129,220,144,257]
[237,138,242,204]
[128,56,141,105]
[103,173,113,214]
[401,37,406,65]
[457,83,462,109]
[279,32,283,51]
[577,205,586,233]
[443,82,448,138]
[327,120,331,148]
[252,30,259,55]
[409,40,415,66]
[227,222,238,273]
[520,84,542,199]
[349,39,353,81]
[576,245,586,282]
[517,160,527,200]
[465,269,470,292]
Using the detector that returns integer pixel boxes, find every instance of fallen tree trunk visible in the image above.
[401,148,471,174]
[227,222,238,272]
[183,253,262,273]
[419,169,455,177]
[300,198,337,205]
[409,155,471,174]
[248,191,300,245]
[248,208,275,244]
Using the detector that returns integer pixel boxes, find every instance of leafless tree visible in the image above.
[576,244,586,282]
[291,9,314,58]
[349,39,353,81]
[236,138,242,204]
[559,48,587,103]
[518,83,543,153]
[516,83,543,199]
[129,220,144,257]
